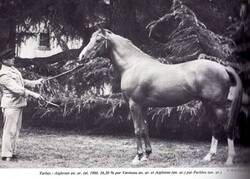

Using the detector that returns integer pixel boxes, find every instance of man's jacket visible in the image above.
[0,64,36,108]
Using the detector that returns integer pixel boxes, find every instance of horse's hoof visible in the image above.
[203,155,211,162]
[225,158,233,166]
[225,161,233,166]
[140,155,149,162]
[203,153,215,162]
[132,155,141,165]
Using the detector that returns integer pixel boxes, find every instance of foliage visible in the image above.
[20,57,112,95]
[0,0,109,48]
[146,0,236,63]
[20,50,206,134]
[1,0,247,138]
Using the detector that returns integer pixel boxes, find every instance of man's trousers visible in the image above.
[1,108,23,157]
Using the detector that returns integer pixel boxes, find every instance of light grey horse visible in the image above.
[79,29,243,165]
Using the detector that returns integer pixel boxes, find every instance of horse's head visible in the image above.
[79,28,111,60]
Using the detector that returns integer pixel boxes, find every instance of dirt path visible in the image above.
[0,128,250,168]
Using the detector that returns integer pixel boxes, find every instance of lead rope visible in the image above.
[39,61,86,108]
[44,62,85,81]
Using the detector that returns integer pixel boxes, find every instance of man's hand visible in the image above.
[34,78,45,85]
[25,89,44,101]
[31,92,45,101]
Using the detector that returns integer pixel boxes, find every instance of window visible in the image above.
[38,32,50,50]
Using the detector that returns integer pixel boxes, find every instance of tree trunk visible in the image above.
[0,18,10,51]
[109,0,141,92]
[15,48,81,66]
[110,0,138,42]
[0,1,16,52]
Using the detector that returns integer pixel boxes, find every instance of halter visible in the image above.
[84,33,108,60]
[97,33,108,50]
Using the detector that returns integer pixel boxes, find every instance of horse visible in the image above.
[79,28,243,166]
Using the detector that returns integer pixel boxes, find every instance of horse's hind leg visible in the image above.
[129,99,144,165]
[205,105,236,165]
[203,136,218,161]
[225,105,237,166]
[225,137,235,165]
[224,90,243,165]
[203,105,222,162]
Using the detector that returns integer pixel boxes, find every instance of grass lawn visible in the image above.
[0,128,250,168]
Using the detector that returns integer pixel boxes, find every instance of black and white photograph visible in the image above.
[0,0,250,178]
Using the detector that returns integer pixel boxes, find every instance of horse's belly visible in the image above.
[143,90,194,107]
[131,83,195,107]
[124,67,197,107]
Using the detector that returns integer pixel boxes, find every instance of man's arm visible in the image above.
[0,75,43,99]
[23,78,44,88]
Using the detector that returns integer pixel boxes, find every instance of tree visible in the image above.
[110,0,138,43]
[0,0,110,52]
[1,0,248,140]
[0,0,16,51]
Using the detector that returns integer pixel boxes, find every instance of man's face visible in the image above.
[2,57,15,66]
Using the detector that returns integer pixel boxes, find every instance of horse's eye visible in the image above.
[96,38,101,42]
[96,34,106,41]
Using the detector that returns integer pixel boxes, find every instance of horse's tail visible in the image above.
[225,66,243,138]
[242,91,250,105]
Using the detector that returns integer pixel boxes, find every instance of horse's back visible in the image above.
[122,59,231,107]
[167,59,230,104]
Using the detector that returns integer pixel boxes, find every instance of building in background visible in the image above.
[16,23,82,58]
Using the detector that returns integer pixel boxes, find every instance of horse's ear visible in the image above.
[96,24,106,35]
[100,27,106,36]
[96,24,101,30]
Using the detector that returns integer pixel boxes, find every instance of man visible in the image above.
[0,48,44,161]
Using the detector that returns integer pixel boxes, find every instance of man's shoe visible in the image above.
[1,157,12,161]
[12,155,18,159]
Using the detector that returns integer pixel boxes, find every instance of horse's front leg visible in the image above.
[141,107,152,161]
[129,99,144,165]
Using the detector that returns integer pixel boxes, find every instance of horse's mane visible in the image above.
[108,31,152,59]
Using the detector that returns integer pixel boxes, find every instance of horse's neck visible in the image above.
[109,35,151,72]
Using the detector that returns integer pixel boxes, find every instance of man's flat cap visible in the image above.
[0,48,15,60]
